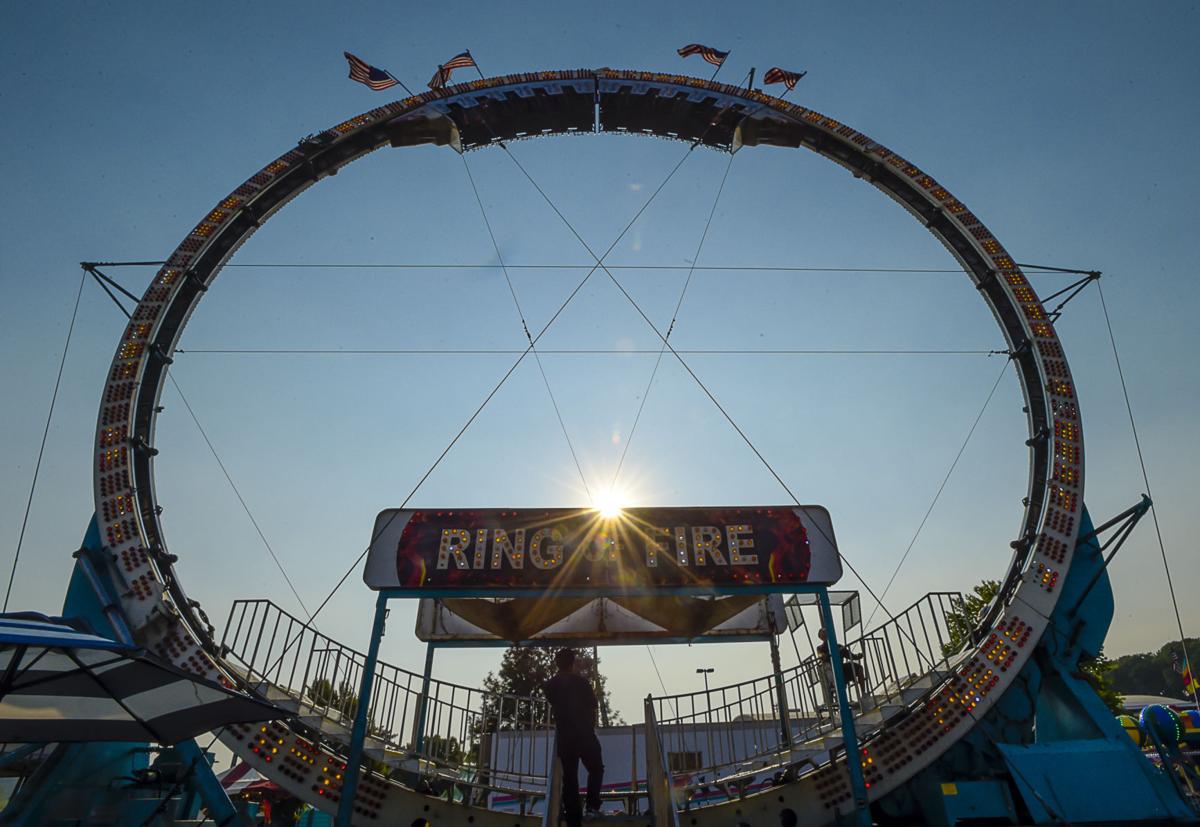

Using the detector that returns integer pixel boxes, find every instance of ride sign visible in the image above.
[363,506,842,596]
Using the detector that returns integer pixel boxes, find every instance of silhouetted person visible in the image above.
[543,648,604,825]
[817,628,867,694]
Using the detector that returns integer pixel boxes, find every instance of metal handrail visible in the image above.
[221,599,555,802]
[219,592,960,816]
[644,591,962,809]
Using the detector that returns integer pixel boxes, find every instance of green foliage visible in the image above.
[1108,638,1200,699]
[307,677,359,720]
[1078,650,1124,714]
[424,733,466,764]
[305,676,394,740]
[479,646,622,731]
[942,579,1000,657]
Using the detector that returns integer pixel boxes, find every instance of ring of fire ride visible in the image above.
[93,69,1085,824]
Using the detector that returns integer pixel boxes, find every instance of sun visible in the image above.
[592,487,627,519]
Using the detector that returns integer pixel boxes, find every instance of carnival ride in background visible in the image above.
[3,67,1199,825]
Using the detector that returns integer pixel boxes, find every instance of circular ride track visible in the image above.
[93,69,1085,824]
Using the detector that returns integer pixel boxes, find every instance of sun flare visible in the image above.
[593,488,627,519]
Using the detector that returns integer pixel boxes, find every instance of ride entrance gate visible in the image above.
[341,505,870,827]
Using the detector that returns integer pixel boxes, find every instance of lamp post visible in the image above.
[696,667,714,695]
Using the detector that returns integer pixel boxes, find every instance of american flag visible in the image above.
[429,51,477,89]
[344,52,399,91]
[677,43,729,67]
[763,67,807,91]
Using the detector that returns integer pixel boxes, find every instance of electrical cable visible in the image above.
[4,270,86,612]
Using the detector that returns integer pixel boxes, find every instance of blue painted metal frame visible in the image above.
[817,589,871,827]
[336,591,389,827]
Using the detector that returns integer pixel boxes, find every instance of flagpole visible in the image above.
[386,72,417,98]
[709,56,727,83]
[467,49,487,82]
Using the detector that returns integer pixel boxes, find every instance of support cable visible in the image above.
[79,260,1088,275]
[493,106,744,705]
[166,375,315,623]
[863,360,1010,628]
[1097,281,1198,708]
[4,270,86,612]
[175,348,995,356]
[82,272,316,624]
[646,649,677,718]
[511,157,969,684]
[613,151,736,489]
[459,151,592,501]
[291,137,699,629]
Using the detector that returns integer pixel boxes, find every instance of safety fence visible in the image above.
[221,599,556,812]
[644,591,961,810]
[221,592,959,816]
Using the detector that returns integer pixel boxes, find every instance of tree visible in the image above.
[942,579,1000,657]
[1079,651,1124,714]
[307,677,359,720]
[424,734,466,764]
[479,646,621,732]
[305,677,395,740]
[1109,638,1200,699]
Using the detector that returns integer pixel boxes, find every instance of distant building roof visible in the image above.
[1122,694,1195,711]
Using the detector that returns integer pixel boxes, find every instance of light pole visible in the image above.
[697,667,717,757]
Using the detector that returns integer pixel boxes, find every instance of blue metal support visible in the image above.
[175,739,239,826]
[413,641,436,754]
[336,591,389,827]
[0,743,44,770]
[818,587,871,827]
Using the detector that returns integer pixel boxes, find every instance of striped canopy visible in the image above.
[0,613,289,744]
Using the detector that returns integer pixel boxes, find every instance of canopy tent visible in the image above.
[0,613,290,744]
[219,762,286,796]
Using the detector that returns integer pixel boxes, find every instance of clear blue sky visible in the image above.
[2,2,1198,721]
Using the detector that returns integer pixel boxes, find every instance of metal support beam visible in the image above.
[336,592,388,827]
[767,614,793,750]
[1068,495,1151,616]
[818,588,870,827]
[175,738,239,827]
[413,640,437,754]
[541,733,562,827]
